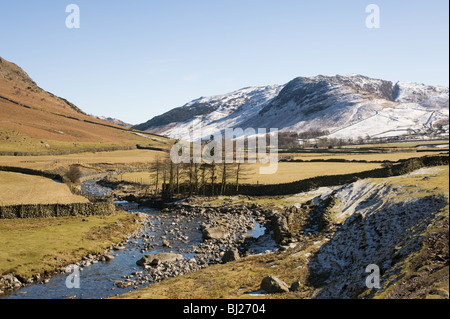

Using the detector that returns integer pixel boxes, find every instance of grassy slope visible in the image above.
[371,166,449,299]
[0,57,170,154]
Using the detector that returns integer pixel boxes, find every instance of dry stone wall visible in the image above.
[0,199,115,219]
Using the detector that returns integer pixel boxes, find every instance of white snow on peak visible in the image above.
[144,74,449,141]
[394,81,449,103]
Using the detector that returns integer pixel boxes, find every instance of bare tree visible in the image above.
[162,159,168,191]
[234,162,252,193]
[220,162,236,195]
[200,164,207,195]
[235,163,241,192]
[210,163,216,196]
[149,156,162,194]
[187,161,194,196]
[65,165,82,184]
[176,163,180,194]
[168,160,174,194]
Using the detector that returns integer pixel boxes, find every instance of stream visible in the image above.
[2,181,276,299]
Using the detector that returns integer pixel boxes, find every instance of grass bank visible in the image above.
[0,210,145,281]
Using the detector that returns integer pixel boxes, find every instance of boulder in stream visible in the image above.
[136,253,183,267]
[202,226,229,240]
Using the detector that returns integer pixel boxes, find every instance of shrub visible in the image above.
[65,165,82,184]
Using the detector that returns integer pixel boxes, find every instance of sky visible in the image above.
[0,0,448,125]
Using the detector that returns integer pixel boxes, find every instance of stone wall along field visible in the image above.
[0,198,115,219]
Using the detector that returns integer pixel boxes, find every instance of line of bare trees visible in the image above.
[148,155,249,197]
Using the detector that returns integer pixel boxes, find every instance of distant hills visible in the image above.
[95,116,132,128]
[134,74,449,142]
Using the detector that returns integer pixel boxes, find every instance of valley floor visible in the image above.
[0,148,447,299]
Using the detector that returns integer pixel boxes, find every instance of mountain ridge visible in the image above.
[134,74,449,141]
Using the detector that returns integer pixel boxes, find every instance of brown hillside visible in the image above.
[0,57,169,153]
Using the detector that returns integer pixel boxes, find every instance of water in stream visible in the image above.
[2,181,276,299]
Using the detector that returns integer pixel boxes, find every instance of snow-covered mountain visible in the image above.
[134,74,449,141]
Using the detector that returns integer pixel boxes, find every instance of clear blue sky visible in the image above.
[1,0,448,124]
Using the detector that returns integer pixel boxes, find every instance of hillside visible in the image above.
[133,85,284,136]
[134,74,449,142]
[0,57,169,154]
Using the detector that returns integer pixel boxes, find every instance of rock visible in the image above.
[0,274,22,290]
[104,255,115,262]
[260,276,290,294]
[222,248,240,263]
[162,240,172,248]
[290,280,301,292]
[202,227,228,240]
[136,253,183,267]
[272,213,292,245]
[114,281,132,288]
